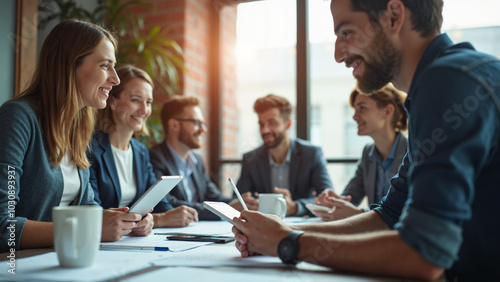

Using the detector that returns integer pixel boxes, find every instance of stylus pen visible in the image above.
[228,177,248,210]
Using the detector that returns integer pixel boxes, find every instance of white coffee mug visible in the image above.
[258,193,287,219]
[53,206,102,268]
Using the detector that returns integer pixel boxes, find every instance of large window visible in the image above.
[220,0,500,197]
[231,0,297,159]
[308,0,369,192]
[219,0,298,194]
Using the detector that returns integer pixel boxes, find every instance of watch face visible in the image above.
[279,238,296,263]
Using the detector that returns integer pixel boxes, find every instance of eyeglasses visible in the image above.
[175,118,207,129]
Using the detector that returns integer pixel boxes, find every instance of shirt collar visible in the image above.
[369,132,402,163]
[166,141,197,172]
[268,139,292,166]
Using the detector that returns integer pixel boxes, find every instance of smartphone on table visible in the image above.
[166,234,234,243]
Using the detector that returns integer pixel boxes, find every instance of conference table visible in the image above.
[0,217,442,281]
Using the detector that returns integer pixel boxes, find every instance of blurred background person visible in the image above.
[237,94,333,216]
[314,84,407,221]
[149,95,254,220]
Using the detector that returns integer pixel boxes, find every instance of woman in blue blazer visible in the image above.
[315,84,408,221]
[89,65,198,227]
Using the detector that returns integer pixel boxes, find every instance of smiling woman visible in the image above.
[89,65,200,228]
[77,39,120,110]
[0,19,144,253]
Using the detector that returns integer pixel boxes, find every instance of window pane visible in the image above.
[443,1,500,59]
[308,0,500,196]
[308,0,371,163]
[226,0,297,160]
[219,163,241,198]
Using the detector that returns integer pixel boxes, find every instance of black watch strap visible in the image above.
[278,230,304,265]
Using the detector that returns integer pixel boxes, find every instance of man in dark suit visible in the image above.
[149,95,256,220]
[236,94,333,216]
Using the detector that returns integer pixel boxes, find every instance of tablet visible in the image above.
[203,201,240,224]
[305,203,331,213]
[128,175,182,216]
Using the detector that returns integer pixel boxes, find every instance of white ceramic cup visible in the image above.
[53,206,102,268]
[258,193,287,219]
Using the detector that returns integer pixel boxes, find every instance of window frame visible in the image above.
[213,0,357,187]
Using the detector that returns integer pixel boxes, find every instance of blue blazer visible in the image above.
[236,138,333,216]
[149,141,232,220]
[88,131,173,212]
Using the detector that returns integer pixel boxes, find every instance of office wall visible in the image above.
[0,0,16,106]
[37,0,99,55]
[131,0,238,175]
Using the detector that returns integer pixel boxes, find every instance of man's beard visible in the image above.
[262,131,286,149]
[350,31,401,93]
[179,127,201,149]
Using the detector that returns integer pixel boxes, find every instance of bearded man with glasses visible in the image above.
[149,95,256,220]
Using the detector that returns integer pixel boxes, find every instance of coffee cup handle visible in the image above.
[63,217,77,259]
[277,198,287,219]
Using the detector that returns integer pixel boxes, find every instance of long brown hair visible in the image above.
[96,65,154,136]
[16,19,118,168]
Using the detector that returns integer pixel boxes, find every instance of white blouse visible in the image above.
[59,153,81,206]
[111,144,137,207]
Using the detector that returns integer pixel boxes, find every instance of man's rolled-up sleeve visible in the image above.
[396,206,462,267]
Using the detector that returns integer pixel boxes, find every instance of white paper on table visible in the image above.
[100,234,213,251]
[121,266,294,282]
[122,265,395,282]
[152,244,286,267]
[0,250,170,281]
[283,216,323,225]
[152,220,233,236]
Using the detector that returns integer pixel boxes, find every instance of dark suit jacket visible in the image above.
[88,132,173,212]
[149,142,231,220]
[342,133,408,206]
[236,138,333,216]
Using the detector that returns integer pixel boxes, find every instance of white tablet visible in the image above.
[128,175,182,216]
[203,201,241,224]
[305,203,331,212]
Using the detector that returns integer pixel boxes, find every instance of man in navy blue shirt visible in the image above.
[231,0,500,281]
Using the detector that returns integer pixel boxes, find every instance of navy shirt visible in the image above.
[373,34,500,281]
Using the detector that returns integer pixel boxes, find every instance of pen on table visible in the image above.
[228,177,248,210]
[100,245,169,252]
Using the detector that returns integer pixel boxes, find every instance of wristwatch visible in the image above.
[277,230,305,265]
